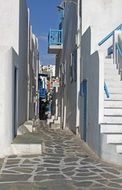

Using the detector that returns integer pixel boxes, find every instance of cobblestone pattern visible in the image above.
[0,122,122,189]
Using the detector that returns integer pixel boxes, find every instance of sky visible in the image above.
[27,0,61,65]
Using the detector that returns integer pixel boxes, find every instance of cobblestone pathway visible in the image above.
[0,122,122,189]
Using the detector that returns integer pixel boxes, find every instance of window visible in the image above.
[70,49,77,82]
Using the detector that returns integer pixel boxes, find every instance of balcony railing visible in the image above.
[48,29,63,46]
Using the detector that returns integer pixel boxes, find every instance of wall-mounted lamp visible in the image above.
[57,5,64,11]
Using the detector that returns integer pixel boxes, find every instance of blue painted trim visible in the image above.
[83,79,87,142]
[98,24,122,46]
[108,45,113,56]
[104,82,110,98]
[48,29,63,46]
[116,43,122,57]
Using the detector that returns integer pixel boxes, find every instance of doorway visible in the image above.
[14,67,18,137]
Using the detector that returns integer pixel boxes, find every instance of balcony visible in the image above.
[48,29,63,54]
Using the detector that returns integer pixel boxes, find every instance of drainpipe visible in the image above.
[76,0,81,135]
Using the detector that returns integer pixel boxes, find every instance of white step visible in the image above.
[50,123,60,129]
[107,134,122,144]
[107,87,122,94]
[104,60,115,66]
[51,115,55,120]
[104,68,118,74]
[104,94,122,101]
[101,124,122,134]
[104,100,122,108]
[104,116,122,124]
[47,118,54,125]
[54,117,61,124]
[104,67,118,73]
[9,144,42,156]
[100,133,122,165]
[54,120,60,124]
[116,145,122,154]
[104,108,122,115]
[104,64,116,69]
[104,58,113,64]
[107,81,122,87]
[104,74,120,81]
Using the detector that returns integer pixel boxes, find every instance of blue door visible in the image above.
[80,79,87,142]
[83,80,87,142]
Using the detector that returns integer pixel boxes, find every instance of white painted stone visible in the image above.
[104,58,114,64]
[107,88,122,93]
[106,81,122,87]
[24,124,33,133]
[101,124,122,134]
[47,118,54,125]
[104,116,122,124]
[104,100,122,108]
[107,134,122,144]
[17,125,29,135]
[54,117,61,124]
[104,64,118,71]
[54,120,60,125]
[104,94,122,101]
[10,144,42,155]
[104,74,120,81]
[104,108,122,115]
[50,123,60,129]
[51,115,55,120]
[116,145,122,153]
[100,133,122,165]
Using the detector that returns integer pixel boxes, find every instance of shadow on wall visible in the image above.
[79,26,101,155]
[78,26,91,140]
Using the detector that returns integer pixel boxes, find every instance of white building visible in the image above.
[0,0,39,156]
[39,65,55,77]
[48,0,122,165]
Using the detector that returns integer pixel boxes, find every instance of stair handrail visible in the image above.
[98,24,122,46]
[104,82,110,98]
[116,42,122,57]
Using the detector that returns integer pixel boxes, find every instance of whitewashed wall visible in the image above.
[80,0,122,154]
[0,47,18,156]
[82,0,122,54]
[61,0,78,132]
[60,0,122,155]
[0,0,19,53]
[28,26,39,120]
[0,0,39,156]
[18,0,28,126]
[0,0,28,127]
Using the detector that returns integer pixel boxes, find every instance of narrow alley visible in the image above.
[0,122,122,190]
[1,0,122,189]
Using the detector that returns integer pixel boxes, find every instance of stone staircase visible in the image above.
[100,58,122,165]
[0,119,42,158]
[47,115,61,129]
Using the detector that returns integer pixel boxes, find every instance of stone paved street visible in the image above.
[0,121,122,189]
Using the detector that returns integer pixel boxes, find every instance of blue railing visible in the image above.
[104,82,110,98]
[98,24,122,98]
[48,29,63,46]
[98,24,122,46]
